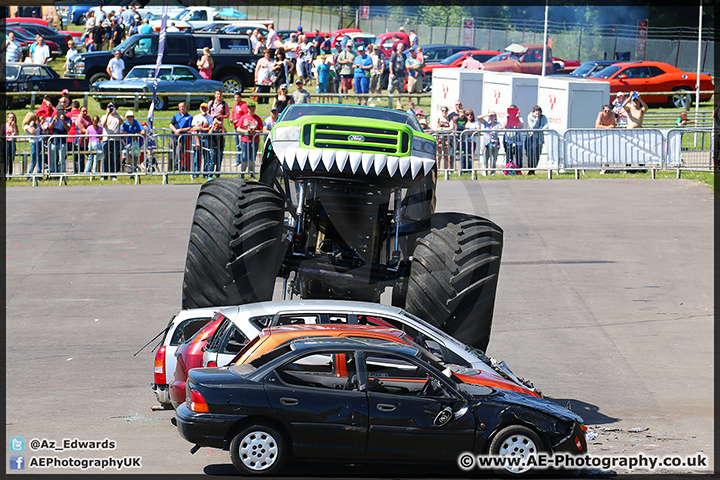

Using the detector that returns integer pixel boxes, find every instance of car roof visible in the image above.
[289,336,419,356]
[264,324,403,336]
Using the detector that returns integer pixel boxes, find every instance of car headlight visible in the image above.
[272,125,301,143]
[74,59,85,72]
[411,137,436,159]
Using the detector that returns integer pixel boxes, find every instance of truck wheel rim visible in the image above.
[239,430,278,471]
[498,433,537,473]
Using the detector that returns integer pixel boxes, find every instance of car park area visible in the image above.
[5,179,713,475]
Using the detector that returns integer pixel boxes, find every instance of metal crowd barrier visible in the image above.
[4,127,716,184]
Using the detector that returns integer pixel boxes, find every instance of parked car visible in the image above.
[589,60,715,108]
[341,31,376,51]
[90,64,224,110]
[422,49,502,76]
[150,7,218,32]
[1,19,73,54]
[196,300,538,393]
[567,60,618,78]
[481,43,554,75]
[374,31,411,58]
[1,16,80,40]
[6,26,61,58]
[191,33,262,92]
[329,28,362,49]
[551,57,581,74]
[174,338,587,475]
[420,44,473,64]
[4,62,89,107]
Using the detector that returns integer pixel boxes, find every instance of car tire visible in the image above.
[153,96,167,111]
[403,213,503,352]
[181,178,287,310]
[670,87,693,109]
[230,423,286,475]
[489,425,544,475]
[89,72,110,85]
[221,74,244,94]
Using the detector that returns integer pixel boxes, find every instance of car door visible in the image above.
[363,352,475,461]
[213,324,251,367]
[264,350,368,459]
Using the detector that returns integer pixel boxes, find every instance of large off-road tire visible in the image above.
[402,213,503,352]
[181,178,287,309]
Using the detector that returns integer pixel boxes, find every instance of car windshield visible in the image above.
[279,104,422,131]
[591,65,622,79]
[112,36,141,54]
[571,63,603,76]
[5,65,20,81]
[441,51,468,65]
[486,52,512,62]
[171,9,188,20]
[125,67,170,79]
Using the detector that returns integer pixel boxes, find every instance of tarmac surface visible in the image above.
[5,178,714,476]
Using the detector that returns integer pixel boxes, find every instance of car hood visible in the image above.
[95,79,154,89]
[460,383,583,423]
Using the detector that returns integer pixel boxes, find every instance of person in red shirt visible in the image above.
[235,101,261,178]
[35,95,56,169]
[70,104,92,172]
[231,91,249,167]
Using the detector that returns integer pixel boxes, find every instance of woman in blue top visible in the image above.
[352,45,373,105]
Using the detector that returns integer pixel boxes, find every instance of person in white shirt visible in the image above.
[31,36,50,65]
[166,22,180,32]
[63,39,79,76]
[191,103,213,178]
[106,50,125,80]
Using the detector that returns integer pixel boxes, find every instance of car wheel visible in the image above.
[153,96,167,111]
[402,213,503,352]
[181,178,287,309]
[89,72,110,85]
[489,425,544,475]
[670,87,693,109]
[230,424,286,475]
[221,75,244,94]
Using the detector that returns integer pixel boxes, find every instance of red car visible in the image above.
[481,43,554,75]
[588,60,715,108]
[374,31,411,58]
[422,49,502,77]
[329,28,362,49]
[168,316,225,409]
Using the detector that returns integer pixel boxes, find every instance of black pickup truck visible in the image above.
[68,32,260,94]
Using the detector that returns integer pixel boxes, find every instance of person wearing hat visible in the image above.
[336,42,356,100]
[272,83,293,114]
[263,107,280,133]
[236,101,262,178]
[292,78,311,104]
[352,45,372,105]
[612,92,628,126]
[100,102,123,179]
[283,32,299,83]
[120,110,146,169]
[191,103,213,178]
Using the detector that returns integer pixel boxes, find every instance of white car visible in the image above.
[200,300,538,394]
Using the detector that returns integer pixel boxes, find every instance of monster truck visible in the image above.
[181,104,503,351]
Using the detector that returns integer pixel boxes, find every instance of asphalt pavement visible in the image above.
[5,178,714,476]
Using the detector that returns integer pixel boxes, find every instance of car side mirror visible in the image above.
[434,406,453,426]
[125,49,134,59]
[618,74,627,80]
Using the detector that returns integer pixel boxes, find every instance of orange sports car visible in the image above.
[230,324,541,397]
[589,60,714,108]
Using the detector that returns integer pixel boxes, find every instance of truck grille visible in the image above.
[311,124,405,155]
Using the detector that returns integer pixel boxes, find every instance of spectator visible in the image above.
[296,34,314,86]
[461,52,484,70]
[22,112,42,178]
[110,18,124,49]
[272,84,293,114]
[3,112,19,176]
[91,18,106,51]
[231,92,249,167]
[191,103,213,179]
[169,102,193,172]
[414,109,429,129]
[391,34,407,53]
[197,47,214,80]
[388,43,407,109]
[250,29,261,53]
[622,91,648,128]
[106,49,125,80]
[263,107,279,133]
[337,42,356,99]
[612,92,628,127]
[120,110,146,170]
[139,18,153,35]
[272,49,293,93]
[477,111,502,175]
[525,105,548,175]
[311,30,322,60]
[352,45,372,105]
[434,105,453,169]
[675,110,695,127]
[100,102,122,180]
[3,31,23,63]
[82,10,96,45]
[451,108,469,172]
[283,32,299,83]
[96,5,107,23]
[48,104,71,174]
[120,6,136,30]
[503,104,524,171]
[292,78,311,104]
[63,39,80,76]
[315,55,330,102]
[368,44,384,100]
[405,100,416,115]
[331,44,343,95]
[595,104,616,128]
[129,13,142,36]
[166,22,180,33]
[408,29,418,48]
[265,24,278,51]
[236,101,262,179]
[206,117,225,178]
[255,34,266,55]
[321,32,332,54]
[83,115,103,174]
[405,46,425,104]
[31,35,50,64]
[208,89,230,169]
[72,104,92,173]
[463,109,481,171]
